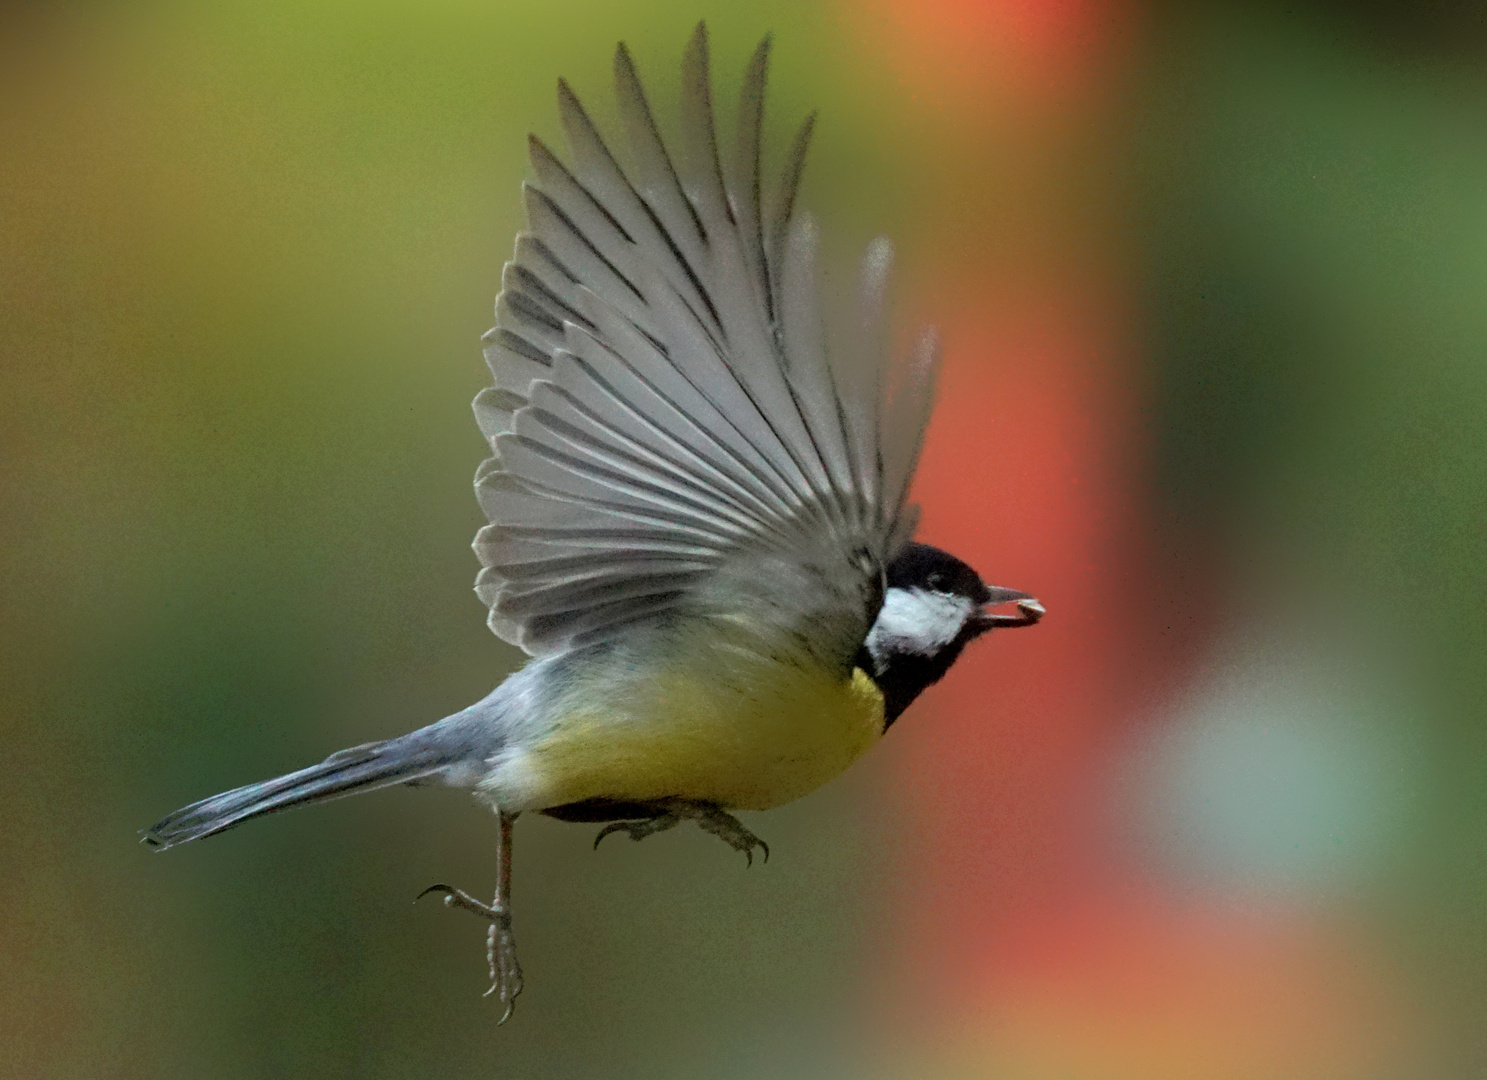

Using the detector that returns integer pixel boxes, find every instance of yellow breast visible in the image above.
[516,636,886,812]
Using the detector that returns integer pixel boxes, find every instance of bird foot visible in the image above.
[692,806,770,865]
[417,884,523,1022]
[592,801,769,866]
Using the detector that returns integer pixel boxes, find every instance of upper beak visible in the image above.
[972,587,1045,631]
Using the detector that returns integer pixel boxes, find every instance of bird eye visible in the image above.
[928,573,945,590]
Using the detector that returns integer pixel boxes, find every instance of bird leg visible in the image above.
[593,799,769,866]
[418,808,523,1022]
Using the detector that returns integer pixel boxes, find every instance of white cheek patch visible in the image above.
[867,587,975,660]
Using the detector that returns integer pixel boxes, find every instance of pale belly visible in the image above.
[484,640,886,813]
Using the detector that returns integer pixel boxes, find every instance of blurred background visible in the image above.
[4,0,1487,1076]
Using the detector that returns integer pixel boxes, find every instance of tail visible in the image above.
[142,737,452,850]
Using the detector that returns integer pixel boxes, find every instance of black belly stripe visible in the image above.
[542,798,681,823]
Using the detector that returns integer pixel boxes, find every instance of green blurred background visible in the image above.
[5,0,1487,1076]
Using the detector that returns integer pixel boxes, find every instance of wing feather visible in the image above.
[730,35,771,322]
[613,43,711,293]
[767,111,815,322]
[777,213,859,512]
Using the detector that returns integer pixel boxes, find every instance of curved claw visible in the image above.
[591,811,682,850]
[592,822,629,850]
[739,838,769,868]
[689,806,769,867]
[416,883,503,922]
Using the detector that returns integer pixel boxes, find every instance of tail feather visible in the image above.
[143,738,450,850]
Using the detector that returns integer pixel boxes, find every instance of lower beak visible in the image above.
[973,587,1046,630]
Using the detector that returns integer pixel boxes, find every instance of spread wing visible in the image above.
[472,23,938,658]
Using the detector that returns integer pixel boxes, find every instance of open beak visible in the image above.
[971,587,1046,631]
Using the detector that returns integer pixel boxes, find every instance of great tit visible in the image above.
[143,23,1044,1022]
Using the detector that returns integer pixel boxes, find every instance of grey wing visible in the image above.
[471,23,938,659]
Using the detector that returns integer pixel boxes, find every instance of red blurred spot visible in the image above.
[852,0,1131,107]
[914,889,1425,1078]
[885,287,1161,991]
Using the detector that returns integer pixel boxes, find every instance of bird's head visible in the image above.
[861,543,1044,725]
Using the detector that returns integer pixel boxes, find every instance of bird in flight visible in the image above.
[143,22,1044,1023]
